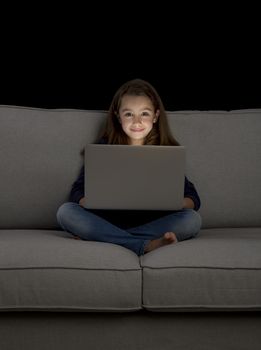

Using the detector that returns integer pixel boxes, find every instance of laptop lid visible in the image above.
[84,144,185,210]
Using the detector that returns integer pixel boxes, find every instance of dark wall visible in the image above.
[2,46,260,111]
[1,17,260,111]
[1,59,260,111]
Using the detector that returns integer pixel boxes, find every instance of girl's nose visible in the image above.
[132,115,142,123]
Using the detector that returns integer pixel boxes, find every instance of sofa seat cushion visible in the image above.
[141,228,261,311]
[0,230,142,312]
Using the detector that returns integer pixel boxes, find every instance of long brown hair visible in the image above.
[99,79,180,146]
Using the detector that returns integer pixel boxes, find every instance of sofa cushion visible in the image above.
[0,230,142,311]
[0,106,106,229]
[168,110,261,228]
[141,228,261,311]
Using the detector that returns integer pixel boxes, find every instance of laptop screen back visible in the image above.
[84,144,185,210]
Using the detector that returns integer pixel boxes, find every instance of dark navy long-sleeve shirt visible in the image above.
[69,142,201,229]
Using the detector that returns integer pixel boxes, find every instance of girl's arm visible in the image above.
[184,176,201,210]
[69,166,85,203]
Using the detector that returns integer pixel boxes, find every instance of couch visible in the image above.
[0,105,260,350]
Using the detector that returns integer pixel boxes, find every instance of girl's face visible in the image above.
[118,95,159,145]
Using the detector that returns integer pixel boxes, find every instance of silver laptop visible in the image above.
[84,144,186,210]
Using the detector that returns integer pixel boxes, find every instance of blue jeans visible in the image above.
[56,202,202,256]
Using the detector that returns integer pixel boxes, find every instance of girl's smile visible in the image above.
[130,128,145,132]
[118,95,159,145]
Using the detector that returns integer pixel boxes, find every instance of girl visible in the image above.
[57,79,201,256]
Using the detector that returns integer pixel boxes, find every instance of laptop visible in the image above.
[84,144,186,211]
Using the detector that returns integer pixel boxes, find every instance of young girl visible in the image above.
[57,79,201,256]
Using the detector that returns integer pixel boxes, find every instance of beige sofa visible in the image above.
[0,105,261,349]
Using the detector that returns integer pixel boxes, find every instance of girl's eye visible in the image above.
[141,112,150,117]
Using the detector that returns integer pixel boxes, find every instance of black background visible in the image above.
[1,7,260,112]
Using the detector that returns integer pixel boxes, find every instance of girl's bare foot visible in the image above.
[72,235,81,240]
[144,232,178,253]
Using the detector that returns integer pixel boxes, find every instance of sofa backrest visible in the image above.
[0,106,260,229]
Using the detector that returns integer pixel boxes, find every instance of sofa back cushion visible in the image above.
[0,106,260,229]
[0,106,106,229]
[168,110,261,228]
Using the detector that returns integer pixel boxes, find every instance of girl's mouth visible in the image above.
[131,129,145,132]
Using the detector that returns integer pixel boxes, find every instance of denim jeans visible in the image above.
[56,202,202,256]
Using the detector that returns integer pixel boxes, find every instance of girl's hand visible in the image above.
[79,197,86,207]
[183,197,195,209]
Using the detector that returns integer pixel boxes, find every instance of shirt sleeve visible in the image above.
[69,139,106,204]
[184,176,201,211]
[69,166,85,203]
